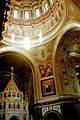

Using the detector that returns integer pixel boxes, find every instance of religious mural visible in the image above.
[39,63,53,78]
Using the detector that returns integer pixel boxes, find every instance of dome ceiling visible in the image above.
[2,0,66,47]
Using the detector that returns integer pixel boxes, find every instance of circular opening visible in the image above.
[43,111,62,120]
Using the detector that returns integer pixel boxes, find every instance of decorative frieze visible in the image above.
[42,104,61,116]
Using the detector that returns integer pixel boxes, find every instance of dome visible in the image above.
[2,0,66,48]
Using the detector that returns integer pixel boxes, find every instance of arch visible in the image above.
[0,45,37,120]
[0,46,35,88]
[54,21,80,59]
[44,2,48,13]
[35,8,40,17]
[0,46,37,103]
[0,46,35,85]
[0,46,34,69]
[13,9,18,19]
[53,22,80,67]
[42,110,62,120]
[53,22,80,94]
[10,116,19,120]
[24,10,30,20]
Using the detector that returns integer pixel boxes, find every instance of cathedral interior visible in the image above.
[0,0,80,120]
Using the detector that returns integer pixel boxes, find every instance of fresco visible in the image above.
[39,63,53,77]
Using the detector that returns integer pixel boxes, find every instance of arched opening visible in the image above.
[10,116,19,120]
[54,27,80,95]
[43,110,62,120]
[0,47,35,119]
[0,51,34,100]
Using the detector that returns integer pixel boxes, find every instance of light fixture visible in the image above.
[23,37,31,50]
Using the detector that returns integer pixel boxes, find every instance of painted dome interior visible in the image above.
[2,0,66,47]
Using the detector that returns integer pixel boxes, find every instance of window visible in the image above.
[35,8,40,17]
[17,104,20,109]
[4,93,6,98]
[17,94,19,97]
[24,10,29,20]
[8,104,11,108]
[44,2,48,12]
[13,9,18,19]
[24,105,26,110]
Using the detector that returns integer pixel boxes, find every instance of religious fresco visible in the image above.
[31,43,53,61]
[5,0,64,38]
[39,63,53,78]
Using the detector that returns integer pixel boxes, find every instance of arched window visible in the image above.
[17,104,20,109]
[17,93,19,97]
[8,103,11,108]
[44,2,48,12]
[35,8,40,17]
[4,92,6,98]
[13,9,18,19]
[24,10,29,20]
[24,105,26,110]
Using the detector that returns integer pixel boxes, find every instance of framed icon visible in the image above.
[41,78,56,97]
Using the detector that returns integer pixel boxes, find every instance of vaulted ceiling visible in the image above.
[0,51,32,94]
